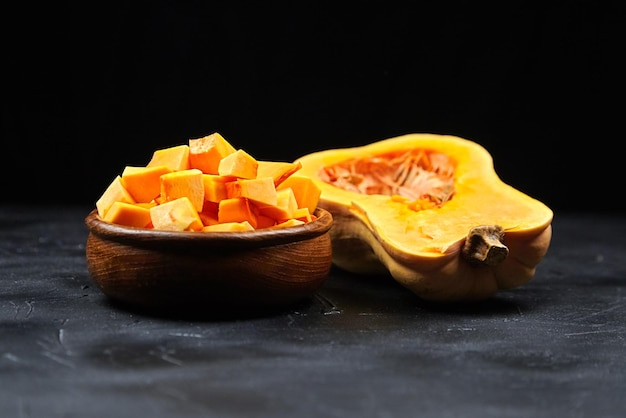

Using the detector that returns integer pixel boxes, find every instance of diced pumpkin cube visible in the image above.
[292,207,313,223]
[272,219,305,229]
[96,176,136,218]
[135,201,158,209]
[202,174,232,203]
[218,197,258,228]
[225,176,277,206]
[256,160,302,187]
[121,165,172,203]
[149,197,203,231]
[160,169,205,212]
[277,175,321,213]
[189,132,237,175]
[255,214,277,229]
[147,144,190,171]
[201,221,255,232]
[218,149,258,179]
[199,201,219,226]
[256,187,298,221]
[103,201,152,228]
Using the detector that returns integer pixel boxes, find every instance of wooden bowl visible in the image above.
[84,208,333,316]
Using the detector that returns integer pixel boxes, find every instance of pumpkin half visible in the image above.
[295,133,553,302]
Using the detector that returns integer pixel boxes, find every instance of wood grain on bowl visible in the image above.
[84,208,333,314]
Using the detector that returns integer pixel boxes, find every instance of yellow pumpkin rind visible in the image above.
[295,133,554,302]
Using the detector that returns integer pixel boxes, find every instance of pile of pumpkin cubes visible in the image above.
[95,133,321,232]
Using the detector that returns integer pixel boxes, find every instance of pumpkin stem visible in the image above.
[462,225,509,267]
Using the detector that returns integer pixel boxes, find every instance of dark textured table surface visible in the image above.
[1,205,625,418]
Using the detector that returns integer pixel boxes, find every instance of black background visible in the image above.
[4,3,624,213]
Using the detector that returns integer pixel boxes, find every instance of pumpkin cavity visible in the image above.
[318,149,456,211]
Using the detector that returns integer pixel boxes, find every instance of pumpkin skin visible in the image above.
[295,133,553,302]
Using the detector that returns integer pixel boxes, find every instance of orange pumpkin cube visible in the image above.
[160,169,205,212]
[201,221,255,232]
[226,177,277,206]
[147,144,190,171]
[189,132,237,175]
[121,165,172,203]
[256,187,298,221]
[272,218,305,229]
[199,201,219,226]
[218,149,258,179]
[96,176,136,218]
[292,207,313,223]
[218,197,258,229]
[149,197,203,231]
[256,160,302,187]
[277,175,321,213]
[202,174,232,203]
[103,201,152,228]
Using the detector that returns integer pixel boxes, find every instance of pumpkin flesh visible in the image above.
[295,134,553,302]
